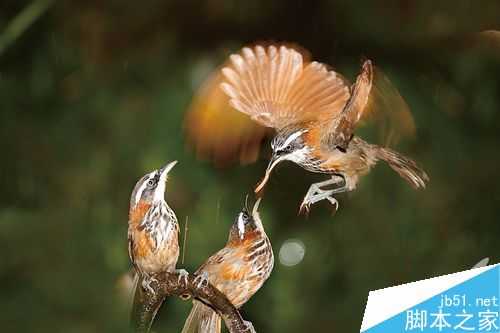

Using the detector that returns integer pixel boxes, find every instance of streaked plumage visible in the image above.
[128,161,180,280]
[181,199,273,333]
[219,44,428,211]
[128,161,181,332]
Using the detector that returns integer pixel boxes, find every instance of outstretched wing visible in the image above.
[321,60,373,150]
[186,44,415,165]
[220,45,351,130]
[321,61,416,151]
[184,68,270,166]
[360,66,416,147]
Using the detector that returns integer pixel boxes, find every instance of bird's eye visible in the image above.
[147,179,156,187]
[241,211,249,220]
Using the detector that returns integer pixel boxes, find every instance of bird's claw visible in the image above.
[299,199,311,215]
[142,276,158,296]
[243,320,256,333]
[326,196,340,211]
[176,269,189,286]
[300,176,345,213]
[300,192,339,213]
[193,272,209,289]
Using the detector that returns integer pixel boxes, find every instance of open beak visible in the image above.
[255,155,283,193]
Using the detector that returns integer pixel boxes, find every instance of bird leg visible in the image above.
[300,175,346,213]
[142,275,158,296]
[193,272,209,289]
[243,320,257,333]
[176,269,189,285]
[176,269,192,300]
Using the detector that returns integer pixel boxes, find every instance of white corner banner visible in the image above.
[361,264,500,332]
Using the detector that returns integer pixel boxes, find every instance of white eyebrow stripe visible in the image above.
[134,173,152,207]
[279,129,308,150]
[237,213,245,239]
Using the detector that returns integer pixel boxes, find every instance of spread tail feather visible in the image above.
[181,301,221,333]
[376,147,429,189]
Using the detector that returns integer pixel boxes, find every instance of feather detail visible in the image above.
[323,60,374,150]
[181,301,221,333]
[184,68,269,166]
[221,45,350,130]
[376,147,429,189]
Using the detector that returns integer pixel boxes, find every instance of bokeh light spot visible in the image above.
[279,239,306,267]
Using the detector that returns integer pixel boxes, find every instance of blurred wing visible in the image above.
[184,68,270,166]
[322,60,373,150]
[322,61,415,150]
[221,45,350,129]
[475,30,500,54]
[360,66,416,147]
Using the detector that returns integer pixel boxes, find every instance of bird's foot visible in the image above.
[141,275,158,296]
[243,320,256,333]
[176,269,191,300]
[193,272,209,289]
[300,189,340,213]
[176,269,189,286]
[326,195,340,211]
[299,198,311,215]
[299,176,346,213]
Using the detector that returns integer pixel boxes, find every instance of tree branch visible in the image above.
[131,271,256,333]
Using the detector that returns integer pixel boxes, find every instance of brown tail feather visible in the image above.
[376,147,429,189]
[181,301,221,333]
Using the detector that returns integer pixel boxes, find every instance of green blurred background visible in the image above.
[1,1,499,332]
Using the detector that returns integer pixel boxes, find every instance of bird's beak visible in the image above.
[255,155,283,193]
[153,160,177,202]
[252,197,261,216]
[251,197,264,231]
[159,160,178,181]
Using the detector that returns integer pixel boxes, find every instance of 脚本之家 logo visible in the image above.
[361,263,499,332]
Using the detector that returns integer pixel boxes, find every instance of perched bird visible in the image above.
[181,198,274,333]
[127,161,187,331]
[216,44,429,212]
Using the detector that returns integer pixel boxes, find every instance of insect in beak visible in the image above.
[255,155,283,193]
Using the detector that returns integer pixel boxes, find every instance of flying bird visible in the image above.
[181,198,274,333]
[213,44,429,212]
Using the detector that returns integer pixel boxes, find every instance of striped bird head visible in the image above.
[229,198,264,242]
[129,160,177,212]
[255,127,310,193]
